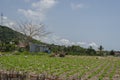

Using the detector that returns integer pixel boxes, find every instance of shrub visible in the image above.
[59,53,65,57]
[13,51,21,55]
[49,52,66,57]
[22,51,30,55]
[110,50,115,55]
[18,47,25,52]
[49,53,56,57]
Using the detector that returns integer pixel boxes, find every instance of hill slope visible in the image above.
[0,25,47,44]
[0,25,21,43]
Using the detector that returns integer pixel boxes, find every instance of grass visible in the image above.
[0,54,120,79]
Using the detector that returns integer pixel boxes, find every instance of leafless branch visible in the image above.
[12,21,51,43]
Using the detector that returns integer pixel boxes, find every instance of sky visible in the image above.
[0,0,120,50]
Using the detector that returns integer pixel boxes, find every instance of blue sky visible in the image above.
[0,0,120,50]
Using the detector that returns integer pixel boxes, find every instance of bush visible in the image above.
[13,51,21,55]
[18,47,25,52]
[22,51,30,55]
[59,53,65,57]
[49,53,57,57]
[49,52,65,57]
[110,50,115,55]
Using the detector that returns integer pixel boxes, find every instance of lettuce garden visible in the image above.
[0,54,120,80]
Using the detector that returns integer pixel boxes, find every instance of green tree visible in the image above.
[110,50,115,55]
[86,46,96,55]
[98,45,104,56]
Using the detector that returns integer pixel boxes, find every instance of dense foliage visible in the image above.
[49,44,106,56]
[0,25,21,43]
[0,25,21,51]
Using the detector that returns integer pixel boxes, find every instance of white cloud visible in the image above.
[32,0,56,10]
[41,35,98,49]
[71,3,84,10]
[76,42,86,45]
[9,22,15,26]
[3,16,7,20]
[18,0,57,21]
[60,39,71,46]
[88,42,98,48]
[51,35,61,44]
[18,9,45,21]
[1,16,16,28]
[40,35,70,46]
[40,35,60,45]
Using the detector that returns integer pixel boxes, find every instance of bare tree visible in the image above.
[12,21,50,49]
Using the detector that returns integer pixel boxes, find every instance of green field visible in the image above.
[0,54,120,80]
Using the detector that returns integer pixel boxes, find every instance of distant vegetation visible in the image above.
[49,44,111,56]
[0,25,116,56]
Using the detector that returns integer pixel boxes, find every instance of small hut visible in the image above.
[29,43,49,53]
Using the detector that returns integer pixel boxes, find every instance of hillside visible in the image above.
[0,25,44,44]
[0,25,21,43]
[0,25,48,51]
